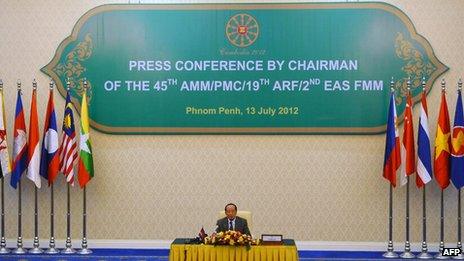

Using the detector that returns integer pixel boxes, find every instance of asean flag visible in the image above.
[39,89,59,185]
[451,90,464,189]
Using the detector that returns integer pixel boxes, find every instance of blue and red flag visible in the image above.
[451,90,464,189]
[39,89,60,186]
[198,227,207,241]
[11,89,28,189]
[416,90,432,187]
[383,91,401,187]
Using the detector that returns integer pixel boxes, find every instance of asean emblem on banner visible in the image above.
[226,13,259,47]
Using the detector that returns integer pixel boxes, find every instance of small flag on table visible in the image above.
[198,227,207,241]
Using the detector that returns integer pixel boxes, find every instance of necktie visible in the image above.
[229,220,233,230]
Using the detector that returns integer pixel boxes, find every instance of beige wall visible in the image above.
[0,0,463,244]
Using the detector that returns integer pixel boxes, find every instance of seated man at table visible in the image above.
[216,203,251,236]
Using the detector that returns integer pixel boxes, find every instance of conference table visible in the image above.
[169,238,298,261]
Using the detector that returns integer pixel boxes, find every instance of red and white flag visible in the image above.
[26,87,41,188]
[400,92,416,186]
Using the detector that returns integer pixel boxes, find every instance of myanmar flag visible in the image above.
[77,90,93,188]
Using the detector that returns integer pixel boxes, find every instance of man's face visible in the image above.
[225,205,237,220]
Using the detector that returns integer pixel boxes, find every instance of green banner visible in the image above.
[42,2,447,134]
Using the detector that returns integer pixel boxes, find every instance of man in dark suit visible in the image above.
[216,203,251,236]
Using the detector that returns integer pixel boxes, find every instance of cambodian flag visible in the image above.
[11,89,28,189]
[383,92,401,187]
[39,89,59,185]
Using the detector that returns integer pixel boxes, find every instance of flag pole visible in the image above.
[29,186,43,253]
[401,176,415,258]
[0,177,8,254]
[417,185,432,259]
[0,81,9,254]
[435,79,448,260]
[12,180,25,254]
[436,190,448,259]
[455,189,464,259]
[383,183,398,258]
[45,81,59,254]
[383,79,398,259]
[401,79,415,259]
[44,183,58,254]
[62,81,76,254]
[78,186,92,254]
[62,182,76,254]
[417,77,432,259]
[12,81,25,254]
[78,79,92,255]
[454,79,464,260]
[29,80,43,254]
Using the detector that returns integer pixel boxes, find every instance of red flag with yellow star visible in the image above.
[434,90,451,189]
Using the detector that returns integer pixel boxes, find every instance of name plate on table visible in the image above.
[41,3,447,134]
[261,234,283,245]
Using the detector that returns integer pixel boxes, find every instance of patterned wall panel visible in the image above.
[0,0,463,243]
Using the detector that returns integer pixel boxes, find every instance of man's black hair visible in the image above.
[225,203,237,211]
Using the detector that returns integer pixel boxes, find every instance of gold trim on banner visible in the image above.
[89,120,387,135]
[394,32,436,105]
[53,33,94,103]
[41,2,448,134]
